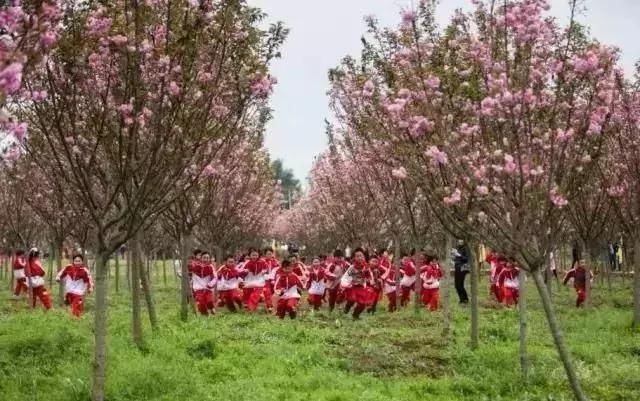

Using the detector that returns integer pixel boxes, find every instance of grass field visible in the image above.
[0,265,638,401]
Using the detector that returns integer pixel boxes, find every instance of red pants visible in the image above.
[277,298,299,319]
[14,278,28,296]
[421,288,439,311]
[503,287,519,306]
[32,286,52,310]
[386,291,397,312]
[327,287,344,311]
[66,293,84,317]
[308,294,323,310]
[491,283,503,302]
[400,285,413,307]
[218,289,243,311]
[263,283,274,310]
[243,287,263,311]
[575,285,586,307]
[194,289,215,315]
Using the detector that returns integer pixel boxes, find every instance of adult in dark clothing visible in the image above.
[452,239,470,304]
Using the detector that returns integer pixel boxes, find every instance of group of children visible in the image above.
[9,245,592,319]
[185,247,445,320]
[12,249,93,316]
[485,251,593,308]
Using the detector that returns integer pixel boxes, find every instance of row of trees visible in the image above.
[272,1,640,401]
[2,1,287,400]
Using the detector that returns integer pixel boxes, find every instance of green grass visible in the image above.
[0,267,638,401]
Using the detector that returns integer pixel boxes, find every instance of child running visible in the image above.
[275,260,303,319]
[56,254,92,317]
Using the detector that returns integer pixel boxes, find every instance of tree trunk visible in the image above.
[131,239,144,349]
[179,232,193,322]
[518,268,529,384]
[126,249,132,291]
[469,245,480,349]
[139,249,158,331]
[91,252,110,401]
[394,236,401,306]
[414,245,423,314]
[162,257,167,288]
[48,243,55,288]
[56,241,64,306]
[633,237,640,329]
[441,236,453,339]
[532,270,588,401]
[114,252,120,294]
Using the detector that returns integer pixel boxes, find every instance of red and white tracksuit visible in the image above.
[420,262,443,311]
[368,266,385,312]
[307,268,327,310]
[27,257,52,310]
[399,260,417,307]
[382,267,398,312]
[57,265,92,317]
[487,254,505,302]
[563,266,592,307]
[498,266,520,306]
[239,259,267,311]
[325,260,349,311]
[216,265,243,311]
[13,255,28,296]
[263,257,280,311]
[341,261,374,317]
[275,272,303,319]
[190,262,217,315]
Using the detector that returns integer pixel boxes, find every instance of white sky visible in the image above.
[248,0,640,182]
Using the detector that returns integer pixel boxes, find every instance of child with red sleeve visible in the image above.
[239,249,267,312]
[191,251,217,316]
[420,254,443,311]
[563,259,592,308]
[381,265,398,312]
[341,249,374,320]
[497,260,520,306]
[399,255,417,307]
[217,255,243,312]
[26,248,52,310]
[489,254,506,302]
[275,260,303,319]
[367,256,385,314]
[12,250,28,298]
[325,249,349,312]
[56,254,92,317]
[263,248,280,313]
[307,256,327,311]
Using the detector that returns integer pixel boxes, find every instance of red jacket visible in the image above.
[306,268,327,289]
[275,271,303,299]
[400,259,417,277]
[13,255,26,271]
[563,266,591,289]
[498,267,519,288]
[241,259,267,276]
[57,265,92,295]
[218,265,240,280]
[420,262,443,289]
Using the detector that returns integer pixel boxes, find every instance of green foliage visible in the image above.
[0,273,638,401]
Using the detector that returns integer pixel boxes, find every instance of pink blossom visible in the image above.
[550,186,569,208]
[606,185,626,197]
[556,128,574,142]
[424,75,440,90]
[168,81,181,96]
[401,10,417,27]
[409,117,434,137]
[476,185,489,196]
[40,31,58,49]
[110,35,129,46]
[425,146,448,166]
[391,167,408,180]
[0,63,23,94]
[444,188,462,206]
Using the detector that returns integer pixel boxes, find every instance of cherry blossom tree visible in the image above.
[328,1,623,399]
[13,1,286,399]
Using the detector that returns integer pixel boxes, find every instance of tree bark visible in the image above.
[469,245,480,349]
[48,243,55,288]
[162,257,167,288]
[519,268,529,384]
[55,241,64,306]
[633,237,640,329]
[126,248,132,291]
[139,248,158,331]
[179,232,193,322]
[114,252,120,294]
[91,252,110,401]
[131,238,144,349]
[441,236,453,339]
[414,245,423,314]
[532,270,588,401]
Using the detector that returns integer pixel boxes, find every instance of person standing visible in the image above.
[452,239,470,304]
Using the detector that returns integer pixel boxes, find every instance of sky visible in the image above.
[248,0,640,183]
